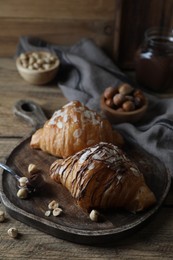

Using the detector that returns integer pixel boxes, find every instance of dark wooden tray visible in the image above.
[0,136,171,245]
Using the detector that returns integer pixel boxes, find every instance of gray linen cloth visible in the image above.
[16,36,173,176]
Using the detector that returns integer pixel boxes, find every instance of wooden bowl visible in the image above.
[16,51,60,85]
[100,94,148,124]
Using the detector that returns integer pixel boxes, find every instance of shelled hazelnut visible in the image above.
[103,83,145,112]
[7,227,18,238]
[18,51,58,71]
[45,200,63,217]
[89,210,100,222]
[0,210,5,222]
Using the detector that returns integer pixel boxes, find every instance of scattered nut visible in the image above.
[19,176,28,187]
[52,208,62,217]
[89,209,99,222]
[48,200,59,210]
[45,210,52,217]
[7,227,18,238]
[28,164,39,174]
[45,200,62,217]
[0,210,5,222]
[17,188,28,199]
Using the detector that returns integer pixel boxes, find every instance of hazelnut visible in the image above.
[44,57,51,64]
[19,52,58,71]
[125,95,134,102]
[122,100,135,112]
[52,208,62,217]
[115,107,124,112]
[19,53,28,60]
[19,177,28,187]
[28,65,34,70]
[28,164,39,174]
[17,188,28,199]
[7,227,18,238]
[118,83,134,95]
[105,98,114,108]
[42,63,51,70]
[104,86,118,99]
[33,63,40,70]
[89,210,99,222]
[134,96,144,108]
[134,90,145,105]
[21,62,28,68]
[45,210,52,217]
[113,93,126,107]
[48,200,59,210]
[28,56,35,65]
[37,58,43,65]
[31,52,40,59]
[27,164,44,188]
[49,56,56,63]
[133,89,144,97]
[0,210,5,222]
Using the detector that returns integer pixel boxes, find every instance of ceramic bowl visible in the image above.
[16,51,60,85]
[100,93,148,124]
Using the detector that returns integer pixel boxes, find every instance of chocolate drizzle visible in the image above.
[50,142,142,210]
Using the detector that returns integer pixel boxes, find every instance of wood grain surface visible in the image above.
[1,58,173,259]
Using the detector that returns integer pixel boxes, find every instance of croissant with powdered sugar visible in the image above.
[30,101,124,158]
[50,142,156,213]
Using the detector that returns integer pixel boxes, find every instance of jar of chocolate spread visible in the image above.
[135,27,173,92]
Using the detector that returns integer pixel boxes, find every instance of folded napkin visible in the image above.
[16,36,173,176]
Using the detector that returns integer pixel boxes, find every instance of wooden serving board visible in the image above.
[0,136,171,245]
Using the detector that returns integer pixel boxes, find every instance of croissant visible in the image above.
[50,142,156,213]
[30,100,124,158]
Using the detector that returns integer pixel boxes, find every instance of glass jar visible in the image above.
[135,27,173,92]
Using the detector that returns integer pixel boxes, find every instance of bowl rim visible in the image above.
[100,93,148,116]
[16,51,60,74]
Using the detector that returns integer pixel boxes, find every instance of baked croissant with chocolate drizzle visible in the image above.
[30,101,124,158]
[50,142,156,213]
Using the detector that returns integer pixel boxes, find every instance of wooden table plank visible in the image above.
[0,203,173,259]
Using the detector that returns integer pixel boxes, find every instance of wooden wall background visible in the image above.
[0,0,122,58]
[0,0,172,68]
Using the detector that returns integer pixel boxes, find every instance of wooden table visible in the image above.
[0,58,173,259]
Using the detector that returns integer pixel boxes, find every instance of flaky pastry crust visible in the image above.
[50,142,156,213]
[30,101,124,158]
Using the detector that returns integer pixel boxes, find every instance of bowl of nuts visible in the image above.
[16,51,60,85]
[100,83,148,124]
